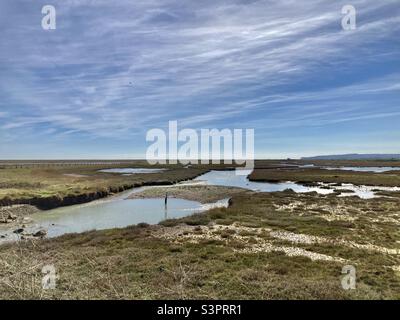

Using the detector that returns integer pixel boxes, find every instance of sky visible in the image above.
[0,0,399,159]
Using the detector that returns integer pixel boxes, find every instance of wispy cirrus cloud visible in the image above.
[0,0,399,158]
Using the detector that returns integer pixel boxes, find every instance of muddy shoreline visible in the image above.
[248,168,400,187]
[128,184,245,203]
[0,171,209,211]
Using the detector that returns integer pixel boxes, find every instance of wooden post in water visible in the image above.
[164,192,168,220]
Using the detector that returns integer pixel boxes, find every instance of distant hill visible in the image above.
[301,154,400,160]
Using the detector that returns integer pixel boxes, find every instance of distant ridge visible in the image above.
[301,154,400,160]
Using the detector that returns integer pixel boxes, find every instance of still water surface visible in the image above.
[323,166,400,173]
[27,197,207,238]
[2,169,399,242]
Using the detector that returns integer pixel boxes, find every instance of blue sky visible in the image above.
[0,0,399,159]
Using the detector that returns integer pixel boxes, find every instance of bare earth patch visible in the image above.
[152,223,345,262]
[0,205,39,226]
[269,230,400,255]
[154,220,399,265]
[128,185,245,203]
[63,174,89,178]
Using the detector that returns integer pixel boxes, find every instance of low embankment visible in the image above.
[0,165,208,210]
[249,167,400,187]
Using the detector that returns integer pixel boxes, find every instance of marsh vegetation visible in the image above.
[0,160,399,299]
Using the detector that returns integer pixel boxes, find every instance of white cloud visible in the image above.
[0,0,399,143]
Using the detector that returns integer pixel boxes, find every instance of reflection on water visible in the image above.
[27,198,203,238]
[99,168,166,174]
[325,183,400,199]
[194,170,333,194]
[323,166,400,173]
[2,168,399,243]
[194,170,400,199]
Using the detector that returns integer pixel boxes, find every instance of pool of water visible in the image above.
[323,166,400,173]
[0,178,230,242]
[23,198,208,238]
[321,183,400,199]
[2,169,399,243]
[98,168,166,174]
[194,170,400,199]
[0,179,229,242]
[194,170,333,195]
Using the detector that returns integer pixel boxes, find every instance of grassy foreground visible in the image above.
[1,160,400,299]
[0,189,399,299]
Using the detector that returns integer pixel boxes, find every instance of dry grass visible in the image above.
[249,168,400,187]
[0,190,399,299]
[1,160,400,299]
[128,185,244,203]
[0,164,208,208]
